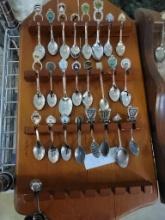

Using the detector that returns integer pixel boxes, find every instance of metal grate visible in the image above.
[0,27,19,175]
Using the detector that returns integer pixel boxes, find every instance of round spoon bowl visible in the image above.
[116,146,129,168]
[33,144,45,161]
[75,146,86,164]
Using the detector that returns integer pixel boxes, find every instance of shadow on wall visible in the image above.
[111,0,165,18]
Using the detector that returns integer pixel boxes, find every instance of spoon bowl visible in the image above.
[75,146,85,164]
[116,146,129,168]
[48,145,60,163]
[33,142,45,161]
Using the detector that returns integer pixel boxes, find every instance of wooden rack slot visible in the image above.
[24,68,134,83]
[24,122,141,135]
[22,183,154,202]
[28,21,133,38]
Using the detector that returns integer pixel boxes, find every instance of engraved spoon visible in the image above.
[116,13,126,57]
[82,61,93,108]
[46,62,57,108]
[108,55,120,102]
[46,115,60,163]
[92,22,104,61]
[30,180,48,220]
[82,22,92,60]
[60,22,70,59]
[120,58,132,107]
[155,14,165,62]
[61,125,72,161]
[58,59,73,116]
[96,62,109,111]
[104,13,114,57]
[71,22,80,59]
[46,9,58,56]
[74,117,86,164]
[72,61,82,106]
[129,124,140,156]
[113,114,129,168]
[31,111,45,161]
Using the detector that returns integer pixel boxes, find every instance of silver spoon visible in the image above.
[60,22,70,59]
[74,117,86,164]
[86,108,100,158]
[32,5,45,61]
[31,111,45,161]
[96,62,109,111]
[113,114,129,168]
[58,59,73,116]
[82,61,93,108]
[46,115,60,163]
[92,21,103,60]
[108,55,120,102]
[46,62,57,108]
[71,22,80,59]
[155,14,165,62]
[129,124,140,156]
[30,180,48,220]
[82,22,92,60]
[46,9,58,56]
[61,125,72,161]
[128,106,140,156]
[32,54,45,111]
[72,61,82,106]
[116,13,126,57]
[99,109,113,157]
[104,13,114,57]
[120,58,132,107]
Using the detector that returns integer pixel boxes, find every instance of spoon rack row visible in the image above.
[24,68,134,82]
[28,21,132,37]
[24,121,140,135]
[20,183,154,202]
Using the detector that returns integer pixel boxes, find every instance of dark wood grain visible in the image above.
[135,8,165,204]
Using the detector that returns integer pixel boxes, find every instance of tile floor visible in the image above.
[0,192,165,220]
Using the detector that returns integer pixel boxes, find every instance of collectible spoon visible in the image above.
[30,180,48,220]
[61,125,72,161]
[96,62,109,111]
[129,124,140,156]
[58,59,73,116]
[60,22,70,59]
[82,61,93,108]
[92,22,103,60]
[46,9,58,56]
[72,61,82,106]
[46,61,57,108]
[34,21,45,61]
[120,58,132,107]
[128,106,140,156]
[74,117,86,164]
[113,114,129,168]
[82,22,92,59]
[86,108,100,158]
[71,22,80,59]
[32,54,45,111]
[108,55,120,102]
[116,13,126,57]
[104,13,114,57]
[155,13,165,62]
[46,115,60,163]
[31,111,45,161]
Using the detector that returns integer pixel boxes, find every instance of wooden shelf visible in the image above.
[24,121,141,135]
[24,68,134,82]
[21,183,153,202]
[28,21,133,38]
